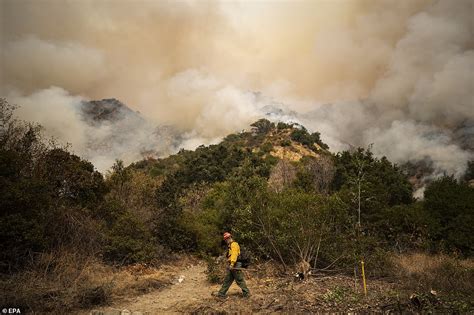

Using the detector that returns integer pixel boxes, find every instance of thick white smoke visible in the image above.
[0,0,472,176]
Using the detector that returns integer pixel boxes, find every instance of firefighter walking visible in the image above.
[213,232,250,299]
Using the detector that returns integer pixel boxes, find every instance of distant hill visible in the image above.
[78,98,183,168]
[80,98,142,124]
[77,100,468,192]
[129,118,332,178]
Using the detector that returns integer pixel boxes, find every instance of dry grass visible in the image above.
[394,252,474,274]
[0,249,188,314]
[390,253,474,301]
[270,143,319,162]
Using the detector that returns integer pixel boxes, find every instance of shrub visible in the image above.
[277,122,292,130]
[424,176,474,256]
[205,255,226,283]
[280,139,291,147]
[251,119,274,134]
[371,203,434,253]
[261,142,273,153]
[104,211,160,264]
[290,128,328,150]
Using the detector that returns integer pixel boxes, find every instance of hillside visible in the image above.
[76,98,467,192]
[77,98,184,168]
[130,118,330,176]
[1,100,473,314]
[81,98,142,123]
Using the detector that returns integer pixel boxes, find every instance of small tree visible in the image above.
[294,156,335,194]
[250,119,274,134]
[268,160,297,193]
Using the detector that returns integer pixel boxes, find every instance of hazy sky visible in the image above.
[1,0,473,176]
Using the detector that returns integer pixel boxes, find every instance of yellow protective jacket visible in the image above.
[226,241,240,267]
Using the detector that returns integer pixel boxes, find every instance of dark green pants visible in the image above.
[218,263,250,297]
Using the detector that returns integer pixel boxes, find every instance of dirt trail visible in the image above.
[79,256,469,314]
[84,261,245,314]
[80,259,413,314]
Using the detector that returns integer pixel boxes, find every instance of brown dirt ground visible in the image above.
[82,258,411,314]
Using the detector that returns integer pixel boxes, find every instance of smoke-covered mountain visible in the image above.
[77,97,310,172]
[76,98,184,171]
[81,98,142,124]
[76,97,471,192]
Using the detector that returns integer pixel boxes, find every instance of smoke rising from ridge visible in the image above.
[1,0,472,177]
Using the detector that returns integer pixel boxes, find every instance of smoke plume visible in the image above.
[1,0,472,177]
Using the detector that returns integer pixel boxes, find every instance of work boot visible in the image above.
[211,291,228,300]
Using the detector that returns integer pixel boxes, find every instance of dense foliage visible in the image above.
[0,100,107,270]
[1,101,473,276]
[423,176,474,255]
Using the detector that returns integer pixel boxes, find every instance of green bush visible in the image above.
[104,211,159,264]
[204,255,226,283]
[371,203,434,253]
[277,122,292,130]
[251,119,274,134]
[424,176,474,256]
[280,139,291,146]
[261,142,273,153]
[0,100,108,270]
[290,128,329,150]
[181,194,226,255]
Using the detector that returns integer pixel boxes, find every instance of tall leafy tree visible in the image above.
[424,176,474,255]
